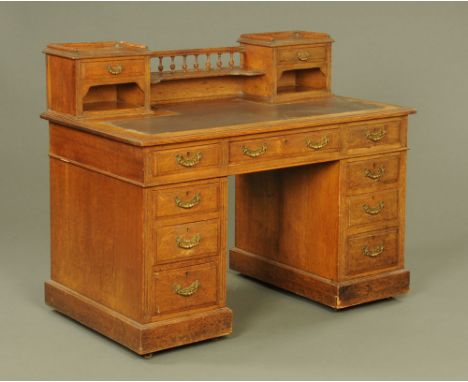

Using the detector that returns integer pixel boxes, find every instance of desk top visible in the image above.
[42,95,415,147]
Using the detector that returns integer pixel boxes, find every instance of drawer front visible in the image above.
[152,261,219,315]
[155,219,219,264]
[347,119,403,151]
[229,136,284,164]
[152,181,220,218]
[345,228,400,277]
[80,58,146,81]
[278,46,327,66]
[229,128,340,164]
[153,144,221,177]
[286,128,341,156]
[347,153,402,193]
[348,189,399,228]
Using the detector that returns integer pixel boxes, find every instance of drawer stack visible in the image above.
[146,178,227,321]
[341,117,407,281]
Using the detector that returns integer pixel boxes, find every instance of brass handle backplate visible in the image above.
[363,244,385,258]
[366,128,387,142]
[173,280,200,297]
[362,201,385,215]
[241,143,267,158]
[297,51,311,61]
[176,233,201,249]
[364,166,385,181]
[305,135,329,150]
[107,64,123,75]
[175,152,203,167]
[175,193,201,209]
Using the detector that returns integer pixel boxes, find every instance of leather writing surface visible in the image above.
[107,96,381,135]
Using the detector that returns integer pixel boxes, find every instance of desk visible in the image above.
[41,31,415,357]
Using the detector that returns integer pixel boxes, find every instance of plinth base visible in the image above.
[45,280,232,355]
[229,248,409,309]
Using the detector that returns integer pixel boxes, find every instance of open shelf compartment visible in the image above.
[277,67,328,96]
[82,82,146,114]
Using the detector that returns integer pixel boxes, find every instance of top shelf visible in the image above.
[239,31,334,47]
[151,68,265,84]
[44,41,149,59]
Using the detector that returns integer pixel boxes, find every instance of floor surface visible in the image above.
[1,223,467,379]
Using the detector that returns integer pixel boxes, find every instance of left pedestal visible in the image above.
[47,125,231,355]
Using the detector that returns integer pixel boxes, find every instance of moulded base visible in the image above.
[229,247,409,309]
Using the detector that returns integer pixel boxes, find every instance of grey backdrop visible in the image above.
[1,2,468,380]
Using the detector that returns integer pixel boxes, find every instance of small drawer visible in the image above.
[152,181,220,218]
[278,46,327,66]
[80,58,146,82]
[346,153,402,193]
[348,189,399,228]
[152,143,221,177]
[152,261,219,316]
[155,219,219,264]
[347,119,403,152]
[345,228,400,277]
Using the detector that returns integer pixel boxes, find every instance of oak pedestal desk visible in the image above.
[41,31,415,357]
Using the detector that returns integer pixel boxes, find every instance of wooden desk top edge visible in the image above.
[41,95,415,147]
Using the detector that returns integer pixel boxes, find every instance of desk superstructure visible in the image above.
[42,31,415,357]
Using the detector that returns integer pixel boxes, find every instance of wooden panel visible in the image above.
[347,118,403,152]
[152,143,221,177]
[151,261,219,316]
[49,123,145,184]
[155,219,219,264]
[47,55,76,114]
[346,152,402,193]
[151,77,242,104]
[50,159,144,321]
[80,57,146,82]
[278,46,327,65]
[235,162,340,279]
[151,180,220,218]
[229,127,340,164]
[348,189,399,228]
[345,228,400,277]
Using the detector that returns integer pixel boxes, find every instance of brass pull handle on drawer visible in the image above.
[305,135,329,150]
[366,128,387,142]
[175,193,201,209]
[175,152,203,167]
[107,64,123,75]
[297,51,311,61]
[173,280,200,297]
[176,233,201,249]
[362,244,385,258]
[241,143,267,158]
[362,201,385,215]
[364,166,385,181]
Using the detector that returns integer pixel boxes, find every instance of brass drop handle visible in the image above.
[175,193,201,209]
[366,128,386,142]
[175,152,203,167]
[363,201,385,215]
[362,244,385,258]
[364,166,385,181]
[241,143,267,158]
[305,135,329,150]
[107,64,123,75]
[297,51,311,61]
[176,233,201,249]
[173,280,200,297]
